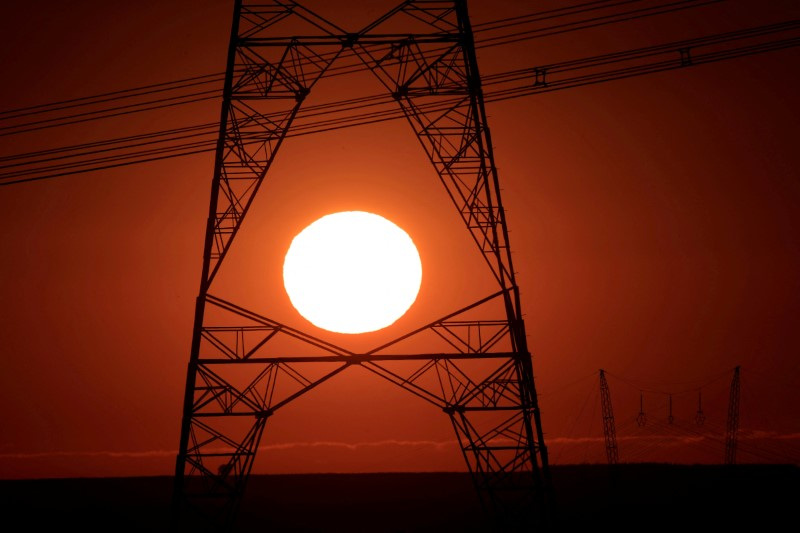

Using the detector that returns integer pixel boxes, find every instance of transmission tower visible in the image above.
[599,369,619,465]
[725,366,741,465]
[171,0,552,530]
[695,389,705,426]
[636,391,646,427]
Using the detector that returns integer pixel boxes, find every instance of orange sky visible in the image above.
[1,0,799,479]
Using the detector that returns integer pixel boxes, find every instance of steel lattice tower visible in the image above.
[599,369,619,465]
[725,365,741,465]
[172,0,551,529]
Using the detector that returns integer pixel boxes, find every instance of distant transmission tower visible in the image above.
[725,366,741,464]
[599,369,619,464]
[695,389,705,426]
[172,0,551,530]
[636,391,646,427]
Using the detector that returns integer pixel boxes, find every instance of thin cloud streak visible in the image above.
[2,430,798,461]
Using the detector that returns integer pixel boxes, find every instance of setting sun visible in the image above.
[283,211,422,334]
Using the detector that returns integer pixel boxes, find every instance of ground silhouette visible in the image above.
[1,464,797,531]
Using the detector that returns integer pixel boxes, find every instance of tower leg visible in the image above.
[725,366,741,464]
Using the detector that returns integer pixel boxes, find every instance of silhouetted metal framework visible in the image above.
[599,369,619,465]
[695,389,706,426]
[636,391,647,427]
[724,366,741,465]
[172,0,551,530]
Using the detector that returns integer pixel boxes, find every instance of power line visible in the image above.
[0,0,718,128]
[0,122,218,164]
[0,91,219,138]
[477,0,725,49]
[604,365,743,396]
[1,18,797,185]
[471,0,648,32]
[0,72,225,119]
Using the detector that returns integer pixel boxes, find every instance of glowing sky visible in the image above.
[0,0,798,478]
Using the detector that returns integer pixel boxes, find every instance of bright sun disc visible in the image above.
[283,211,422,334]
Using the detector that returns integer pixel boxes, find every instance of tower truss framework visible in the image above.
[173,0,551,529]
[599,369,619,465]
[725,366,741,465]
